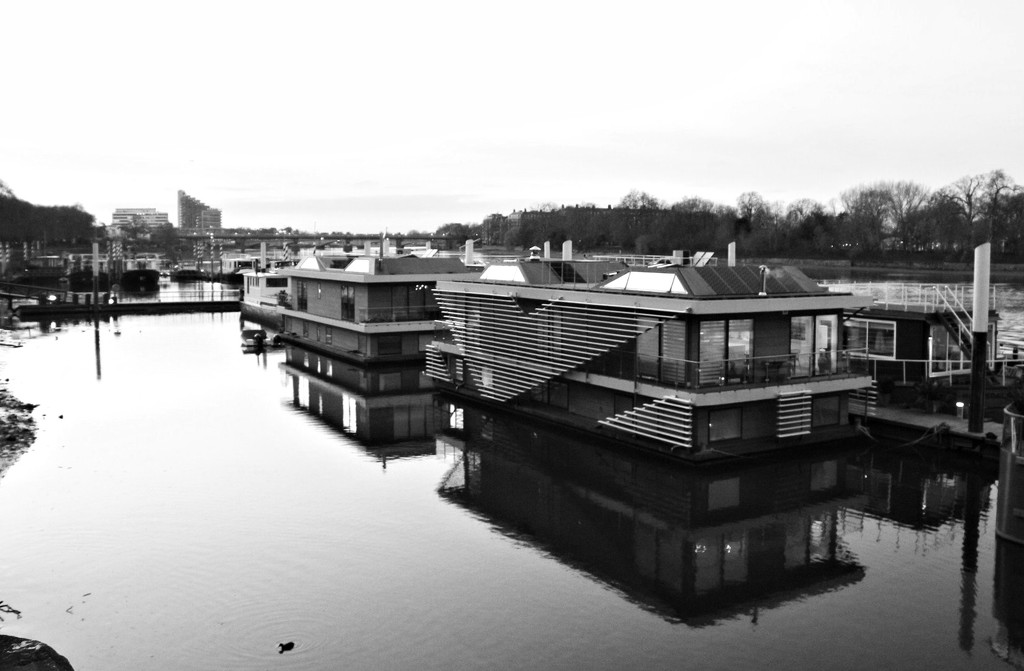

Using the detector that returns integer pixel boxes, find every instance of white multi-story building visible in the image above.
[111,208,170,227]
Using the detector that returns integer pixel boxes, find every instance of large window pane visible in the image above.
[699,320,725,385]
[791,316,814,377]
[709,407,741,441]
[727,319,752,382]
[868,322,895,357]
[812,395,840,426]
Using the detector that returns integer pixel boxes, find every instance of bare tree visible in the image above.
[618,190,662,210]
[885,181,930,252]
[840,185,890,253]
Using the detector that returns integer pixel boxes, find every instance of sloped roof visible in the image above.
[596,265,825,297]
[480,259,627,285]
[374,256,471,275]
[296,255,329,271]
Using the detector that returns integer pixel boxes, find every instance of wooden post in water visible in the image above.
[969,243,990,433]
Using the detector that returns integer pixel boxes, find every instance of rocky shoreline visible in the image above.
[0,386,37,460]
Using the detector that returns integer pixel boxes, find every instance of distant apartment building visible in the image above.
[177,190,222,229]
[111,208,170,227]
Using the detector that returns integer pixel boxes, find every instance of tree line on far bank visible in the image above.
[4,170,1023,264]
[446,169,1023,262]
[0,180,95,245]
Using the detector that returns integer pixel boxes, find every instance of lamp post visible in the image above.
[208,232,215,300]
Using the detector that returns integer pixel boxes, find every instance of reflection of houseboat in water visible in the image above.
[436,397,867,624]
[281,343,437,453]
[428,252,876,462]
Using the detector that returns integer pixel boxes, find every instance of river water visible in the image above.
[0,278,1022,670]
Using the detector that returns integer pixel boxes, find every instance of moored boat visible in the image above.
[426,251,876,462]
[273,254,482,365]
[119,269,160,292]
[170,268,206,282]
[239,269,289,329]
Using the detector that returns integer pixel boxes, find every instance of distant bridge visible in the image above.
[177,231,464,250]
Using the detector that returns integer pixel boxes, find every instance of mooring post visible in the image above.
[968,243,990,433]
[91,241,100,323]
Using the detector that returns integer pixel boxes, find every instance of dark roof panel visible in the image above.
[376,256,473,275]
[675,265,824,297]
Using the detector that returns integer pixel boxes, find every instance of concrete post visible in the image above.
[969,243,990,433]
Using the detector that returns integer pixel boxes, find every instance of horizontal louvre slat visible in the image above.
[431,289,671,401]
[599,396,694,449]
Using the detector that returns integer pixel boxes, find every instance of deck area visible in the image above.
[859,403,1004,456]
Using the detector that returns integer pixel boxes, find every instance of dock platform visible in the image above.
[859,404,1003,457]
[15,300,239,319]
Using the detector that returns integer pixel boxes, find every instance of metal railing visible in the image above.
[356,305,442,324]
[820,281,999,312]
[583,348,866,390]
[35,288,240,306]
[858,356,1023,386]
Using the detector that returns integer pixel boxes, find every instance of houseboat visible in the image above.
[426,253,876,462]
[239,268,290,329]
[826,281,1009,415]
[169,267,206,282]
[119,269,160,292]
[272,253,481,365]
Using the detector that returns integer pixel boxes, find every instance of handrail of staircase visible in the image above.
[935,285,973,342]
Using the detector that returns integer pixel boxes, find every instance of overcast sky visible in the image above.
[3,0,1022,234]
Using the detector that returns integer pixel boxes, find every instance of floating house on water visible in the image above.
[268,253,481,365]
[426,253,877,462]
[825,281,1002,385]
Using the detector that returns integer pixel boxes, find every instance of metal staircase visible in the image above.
[935,286,974,359]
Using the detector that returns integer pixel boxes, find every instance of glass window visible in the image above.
[378,335,402,356]
[709,407,741,441]
[930,325,967,373]
[340,284,355,321]
[699,320,726,385]
[845,320,867,352]
[815,315,838,374]
[791,316,814,377]
[708,477,740,510]
[727,318,752,382]
[812,395,840,426]
[845,319,895,359]
[868,322,895,357]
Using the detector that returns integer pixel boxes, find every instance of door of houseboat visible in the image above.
[815,315,838,375]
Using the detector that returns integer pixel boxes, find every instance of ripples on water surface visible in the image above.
[0,311,1021,670]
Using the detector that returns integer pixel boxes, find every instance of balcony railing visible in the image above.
[356,305,442,324]
[820,281,999,312]
[584,348,867,390]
